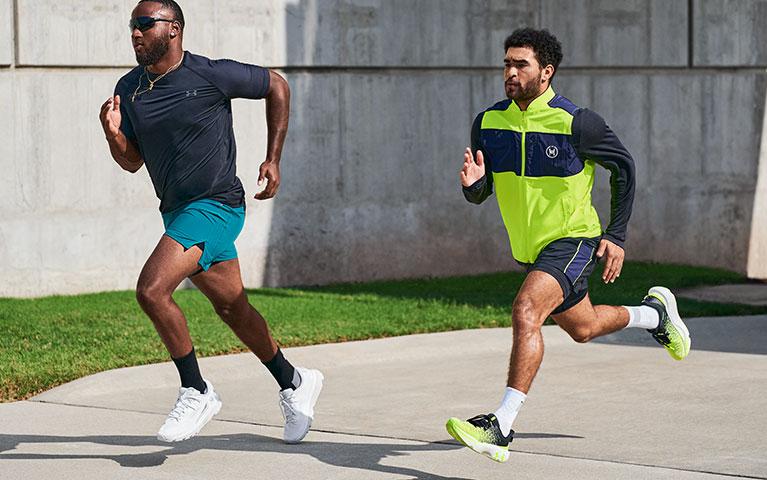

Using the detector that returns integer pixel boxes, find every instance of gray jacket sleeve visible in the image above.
[462,112,494,204]
[571,108,636,248]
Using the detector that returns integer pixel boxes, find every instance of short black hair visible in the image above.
[504,28,563,76]
[138,0,185,30]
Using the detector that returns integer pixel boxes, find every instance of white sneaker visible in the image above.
[157,379,222,442]
[279,367,324,444]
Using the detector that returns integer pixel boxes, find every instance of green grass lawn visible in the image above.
[1,261,764,402]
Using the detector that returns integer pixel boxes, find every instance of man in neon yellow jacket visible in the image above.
[445,28,691,463]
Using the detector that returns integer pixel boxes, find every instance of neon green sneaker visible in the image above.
[643,286,691,360]
[445,413,512,463]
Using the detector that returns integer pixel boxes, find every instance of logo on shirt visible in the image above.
[545,145,559,158]
[185,90,198,97]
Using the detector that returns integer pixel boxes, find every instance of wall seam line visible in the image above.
[11,0,18,68]
[688,0,694,68]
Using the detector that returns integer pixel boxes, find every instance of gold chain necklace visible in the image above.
[131,53,185,102]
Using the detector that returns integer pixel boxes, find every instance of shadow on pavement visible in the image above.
[594,315,767,355]
[0,432,476,479]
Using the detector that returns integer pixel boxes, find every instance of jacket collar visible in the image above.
[511,86,555,113]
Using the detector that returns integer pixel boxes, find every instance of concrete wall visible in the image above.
[1,0,765,297]
[0,0,11,66]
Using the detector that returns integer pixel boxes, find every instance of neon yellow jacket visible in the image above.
[464,87,635,263]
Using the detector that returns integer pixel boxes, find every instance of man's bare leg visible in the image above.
[136,235,203,358]
[507,270,565,392]
[553,289,691,361]
[190,258,324,443]
[445,270,564,459]
[136,235,223,442]
[468,270,562,438]
[189,259,279,362]
[551,293,628,344]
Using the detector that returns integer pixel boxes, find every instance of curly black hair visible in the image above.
[138,0,185,30]
[504,28,563,77]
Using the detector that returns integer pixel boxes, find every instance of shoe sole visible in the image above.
[445,418,510,463]
[157,394,223,443]
[648,286,691,360]
[284,370,324,444]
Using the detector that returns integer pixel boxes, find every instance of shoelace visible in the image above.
[168,390,203,422]
[467,414,491,429]
[279,393,299,425]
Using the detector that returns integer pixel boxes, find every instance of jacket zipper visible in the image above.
[520,110,526,177]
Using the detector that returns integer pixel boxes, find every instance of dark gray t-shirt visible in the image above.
[114,51,270,213]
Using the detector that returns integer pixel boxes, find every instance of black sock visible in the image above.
[172,348,207,394]
[262,349,301,390]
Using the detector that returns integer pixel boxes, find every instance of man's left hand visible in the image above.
[255,160,280,200]
[596,238,624,284]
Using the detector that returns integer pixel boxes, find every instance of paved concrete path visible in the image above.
[2,316,766,479]
[677,283,767,306]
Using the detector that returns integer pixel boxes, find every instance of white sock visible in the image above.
[493,387,526,436]
[624,305,660,330]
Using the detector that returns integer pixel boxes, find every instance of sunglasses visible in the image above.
[129,16,175,32]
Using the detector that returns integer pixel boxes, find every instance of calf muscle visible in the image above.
[507,271,563,392]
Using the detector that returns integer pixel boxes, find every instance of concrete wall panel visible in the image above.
[177,1,290,66]
[0,208,162,297]
[286,0,473,67]
[464,0,541,68]
[17,0,692,68]
[15,0,289,67]
[17,0,136,66]
[543,0,688,67]
[0,70,159,216]
[261,71,515,287]
[694,0,767,66]
[0,0,12,66]
[0,72,15,211]
[640,73,764,270]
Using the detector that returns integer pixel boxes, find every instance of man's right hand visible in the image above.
[460,147,486,187]
[100,95,122,140]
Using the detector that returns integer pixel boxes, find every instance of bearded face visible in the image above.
[130,2,179,67]
[503,47,549,104]
[135,34,170,66]
[505,69,543,103]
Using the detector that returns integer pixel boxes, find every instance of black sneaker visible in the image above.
[445,413,513,463]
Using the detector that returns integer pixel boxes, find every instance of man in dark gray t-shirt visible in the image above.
[99,0,323,444]
[114,51,268,213]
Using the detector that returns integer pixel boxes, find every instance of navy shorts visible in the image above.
[523,236,601,314]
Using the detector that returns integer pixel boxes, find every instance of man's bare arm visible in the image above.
[255,70,290,200]
[100,95,144,173]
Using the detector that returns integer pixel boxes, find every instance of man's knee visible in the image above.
[136,281,169,310]
[565,325,594,343]
[512,296,541,332]
[213,295,248,324]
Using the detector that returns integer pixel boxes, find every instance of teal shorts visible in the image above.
[161,199,245,272]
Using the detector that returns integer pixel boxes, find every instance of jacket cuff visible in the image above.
[601,232,625,249]
[462,176,486,193]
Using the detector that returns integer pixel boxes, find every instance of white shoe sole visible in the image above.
[446,421,510,463]
[284,370,324,444]
[157,394,222,443]
[649,286,691,358]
